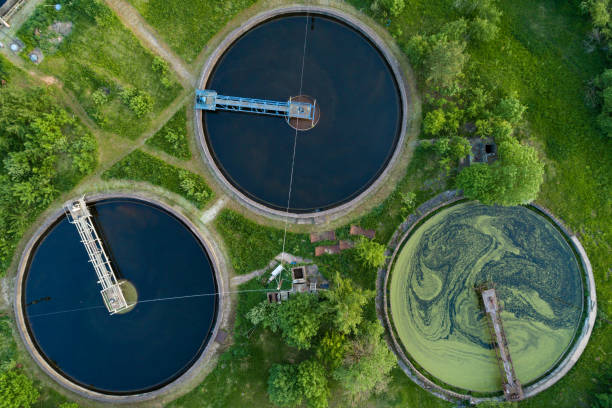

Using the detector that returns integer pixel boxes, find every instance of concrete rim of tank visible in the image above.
[13,193,227,403]
[195,5,413,223]
[377,192,597,404]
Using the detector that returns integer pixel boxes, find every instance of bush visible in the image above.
[425,36,468,88]
[152,56,174,89]
[399,191,417,217]
[120,87,153,118]
[268,364,301,407]
[355,238,386,269]
[0,370,39,408]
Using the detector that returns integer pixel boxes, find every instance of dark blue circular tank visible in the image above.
[203,14,402,213]
[23,198,218,394]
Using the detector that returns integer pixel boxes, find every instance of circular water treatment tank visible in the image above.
[387,202,584,394]
[200,12,403,214]
[20,198,218,395]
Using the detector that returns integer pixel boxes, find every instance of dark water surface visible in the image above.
[23,199,217,394]
[204,14,402,212]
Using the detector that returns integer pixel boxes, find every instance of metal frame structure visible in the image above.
[196,89,314,121]
[478,284,524,401]
[65,197,129,314]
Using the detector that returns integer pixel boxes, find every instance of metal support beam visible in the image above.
[196,89,314,120]
[65,197,129,314]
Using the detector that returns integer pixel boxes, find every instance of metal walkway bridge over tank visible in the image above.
[479,285,524,401]
[195,89,315,121]
[65,197,129,315]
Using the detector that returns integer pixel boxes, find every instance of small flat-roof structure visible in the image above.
[310,230,336,243]
[339,240,355,250]
[350,225,376,239]
[315,245,340,256]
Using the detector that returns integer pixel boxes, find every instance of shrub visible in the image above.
[268,364,301,407]
[0,370,39,408]
[120,87,153,118]
[355,238,386,269]
[399,191,417,217]
[425,36,467,88]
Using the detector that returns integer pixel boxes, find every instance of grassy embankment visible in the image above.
[127,0,256,63]
[17,0,182,139]
[102,149,213,209]
[145,106,191,159]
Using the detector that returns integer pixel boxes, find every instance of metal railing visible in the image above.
[65,197,128,314]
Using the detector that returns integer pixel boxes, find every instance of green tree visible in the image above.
[456,163,494,203]
[423,109,446,136]
[355,238,386,269]
[434,137,450,155]
[323,273,374,335]
[249,294,322,350]
[333,321,396,406]
[316,331,348,370]
[268,364,301,407]
[449,136,472,161]
[457,139,544,205]
[370,0,405,17]
[470,17,499,42]
[297,360,329,408]
[278,293,322,349]
[493,138,544,205]
[0,370,39,408]
[425,36,467,88]
[495,95,526,125]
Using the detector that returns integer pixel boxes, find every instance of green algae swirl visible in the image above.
[389,202,583,393]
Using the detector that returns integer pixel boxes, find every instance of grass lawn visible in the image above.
[17,0,182,139]
[214,209,316,275]
[145,105,191,159]
[102,149,213,208]
[127,0,256,63]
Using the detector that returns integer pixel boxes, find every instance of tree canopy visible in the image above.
[0,370,39,408]
[457,138,544,205]
[268,364,302,407]
[247,293,322,350]
[355,238,387,269]
[323,273,374,335]
[0,87,97,274]
[333,321,397,406]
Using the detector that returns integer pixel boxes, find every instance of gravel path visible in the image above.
[103,0,195,88]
